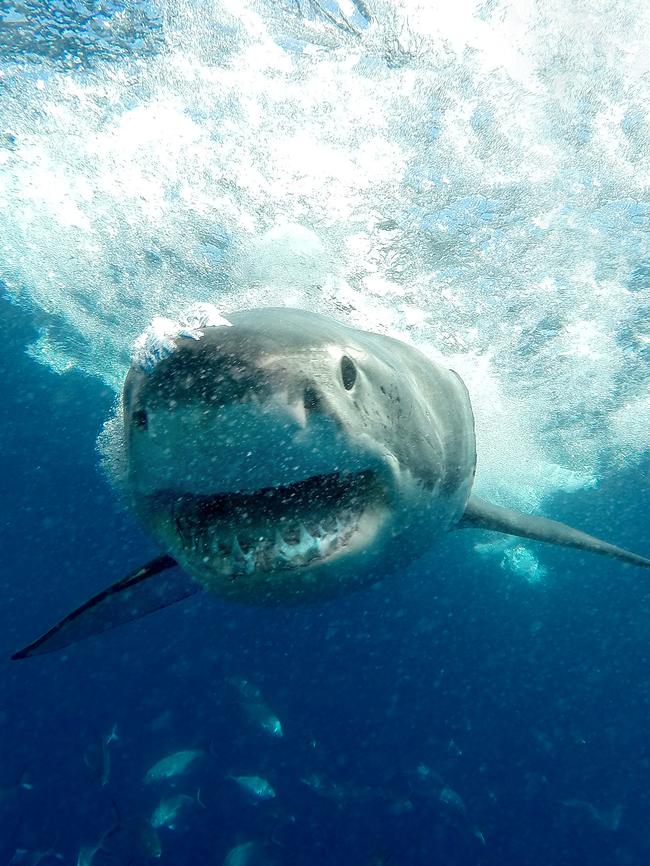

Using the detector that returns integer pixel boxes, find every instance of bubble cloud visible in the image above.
[2,0,649,515]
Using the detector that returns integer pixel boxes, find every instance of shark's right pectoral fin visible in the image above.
[11,554,201,660]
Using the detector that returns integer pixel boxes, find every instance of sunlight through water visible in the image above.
[1,0,649,536]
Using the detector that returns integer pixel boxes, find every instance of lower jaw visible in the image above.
[181,536,390,605]
[137,470,392,603]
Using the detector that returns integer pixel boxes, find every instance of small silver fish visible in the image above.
[144,749,204,784]
[439,786,466,814]
[222,840,274,866]
[228,774,276,801]
[76,824,119,866]
[150,793,197,829]
[439,786,486,845]
[8,849,63,866]
[84,723,119,786]
[0,769,33,802]
[300,773,346,803]
[228,676,264,702]
[129,819,163,858]
[561,799,623,830]
[243,702,283,738]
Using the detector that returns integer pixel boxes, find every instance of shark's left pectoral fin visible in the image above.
[11,554,200,660]
[459,496,650,568]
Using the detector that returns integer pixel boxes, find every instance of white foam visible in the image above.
[131,304,231,372]
[2,0,649,531]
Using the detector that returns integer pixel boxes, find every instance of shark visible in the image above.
[11,306,650,659]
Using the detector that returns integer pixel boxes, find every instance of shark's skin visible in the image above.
[11,307,650,659]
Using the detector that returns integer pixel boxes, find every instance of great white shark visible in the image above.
[12,307,650,659]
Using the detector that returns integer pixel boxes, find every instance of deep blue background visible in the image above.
[2,293,650,865]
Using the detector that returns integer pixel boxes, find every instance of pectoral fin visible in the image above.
[12,554,200,660]
[459,496,650,568]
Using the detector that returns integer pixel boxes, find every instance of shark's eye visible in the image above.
[340,355,357,390]
[133,408,148,431]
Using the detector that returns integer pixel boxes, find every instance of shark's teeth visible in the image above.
[179,516,359,576]
[299,523,317,552]
[229,534,257,575]
[170,469,381,577]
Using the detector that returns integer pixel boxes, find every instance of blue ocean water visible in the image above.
[2,2,650,864]
[4,297,650,865]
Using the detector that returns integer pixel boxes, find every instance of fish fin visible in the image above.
[459,496,650,568]
[16,768,34,791]
[11,554,200,660]
[110,799,123,827]
[83,748,97,771]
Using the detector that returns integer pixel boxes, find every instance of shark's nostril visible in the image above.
[303,385,321,413]
[133,408,148,431]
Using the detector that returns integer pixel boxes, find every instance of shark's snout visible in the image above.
[125,336,365,497]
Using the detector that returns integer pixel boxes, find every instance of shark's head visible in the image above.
[122,307,475,603]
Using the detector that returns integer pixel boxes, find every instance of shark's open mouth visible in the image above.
[157,469,388,579]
